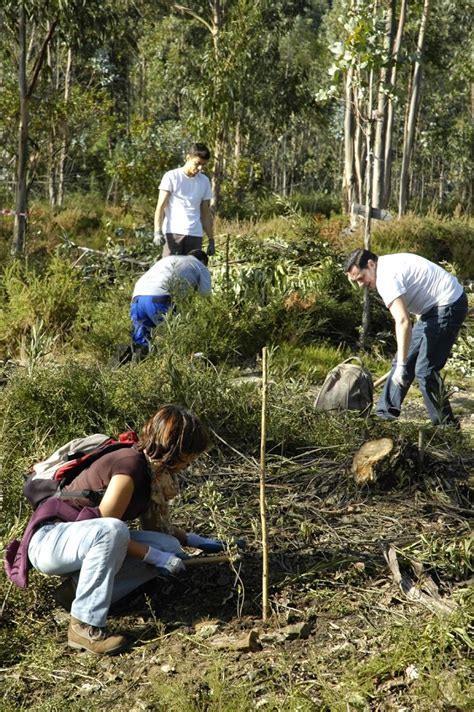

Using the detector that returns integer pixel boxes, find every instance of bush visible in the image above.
[0,256,89,359]
[372,216,474,279]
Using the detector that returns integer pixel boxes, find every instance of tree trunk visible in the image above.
[57,47,72,207]
[354,98,365,205]
[209,0,224,210]
[383,0,407,208]
[372,2,395,209]
[13,10,58,254]
[343,65,356,215]
[399,0,430,216]
[361,65,375,349]
[13,3,29,256]
[46,26,58,207]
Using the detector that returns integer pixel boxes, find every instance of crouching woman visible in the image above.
[6,405,213,655]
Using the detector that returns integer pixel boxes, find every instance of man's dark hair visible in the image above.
[188,249,209,266]
[344,248,379,273]
[189,143,211,161]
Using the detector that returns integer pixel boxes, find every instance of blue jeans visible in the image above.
[130,295,171,347]
[376,292,468,424]
[28,518,184,627]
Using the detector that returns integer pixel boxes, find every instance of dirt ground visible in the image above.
[2,389,473,711]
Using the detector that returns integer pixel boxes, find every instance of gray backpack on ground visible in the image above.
[314,356,373,415]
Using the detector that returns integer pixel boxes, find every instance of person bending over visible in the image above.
[345,248,468,426]
[130,249,211,358]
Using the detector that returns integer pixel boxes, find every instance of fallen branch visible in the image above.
[382,543,458,615]
[73,245,149,268]
[184,553,240,568]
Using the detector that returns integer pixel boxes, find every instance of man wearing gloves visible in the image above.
[154,142,215,258]
[344,249,468,426]
[130,249,211,358]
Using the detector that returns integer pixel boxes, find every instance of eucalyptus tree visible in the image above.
[2,0,135,254]
[398,0,430,216]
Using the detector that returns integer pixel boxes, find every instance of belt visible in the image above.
[132,295,171,304]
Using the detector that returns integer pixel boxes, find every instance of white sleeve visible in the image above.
[377,274,406,308]
[203,177,212,202]
[159,171,173,192]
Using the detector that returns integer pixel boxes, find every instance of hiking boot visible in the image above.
[53,577,76,612]
[68,616,127,655]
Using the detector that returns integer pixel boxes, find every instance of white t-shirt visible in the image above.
[376,253,463,315]
[132,255,211,298]
[160,168,212,236]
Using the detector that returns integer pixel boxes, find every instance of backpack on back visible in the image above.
[24,431,139,510]
[314,357,373,415]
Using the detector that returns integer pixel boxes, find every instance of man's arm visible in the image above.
[200,200,214,255]
[154,189,170,234]
[388,296,412,364]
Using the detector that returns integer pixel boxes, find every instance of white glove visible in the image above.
[143,546,185,576]
[392,363,409,388]
[153,231,165,246]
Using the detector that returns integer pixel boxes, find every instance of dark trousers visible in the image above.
[162,233,202,257]
[376,292,468,424]
[130,295,171,347]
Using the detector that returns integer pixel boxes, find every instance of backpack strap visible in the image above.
[341,356,363,366]
[53,489,107,506]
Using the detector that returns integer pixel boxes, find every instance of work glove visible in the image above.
[186,533,246,553]
[206,240,215,257]
[143,546,186,576]
[392,363,409,388]
[153,231,166,247]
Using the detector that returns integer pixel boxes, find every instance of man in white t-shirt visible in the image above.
[154,143,215,258]
[344,249,468,425]
[130,250,211,357]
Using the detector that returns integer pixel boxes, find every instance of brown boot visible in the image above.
[68,616,127,655]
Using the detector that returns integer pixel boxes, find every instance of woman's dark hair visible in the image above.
[344,248,379,273]
[138,404,209,467]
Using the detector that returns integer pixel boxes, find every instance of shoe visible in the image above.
[109,343,133,368]
[68,616,127,655]
[131,344,149,363]
[53,577,76,612]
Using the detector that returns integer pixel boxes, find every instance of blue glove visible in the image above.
[186,533,246,553]
[143,546,185,576]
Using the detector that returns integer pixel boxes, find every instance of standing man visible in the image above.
[344,249,468,426]
[130,249,211,358]
[154,143,215,257]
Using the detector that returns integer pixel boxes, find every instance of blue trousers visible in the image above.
[130,295,171,347]
[376,292,468,425]
[28,518,184,627]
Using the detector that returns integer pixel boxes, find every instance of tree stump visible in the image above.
[351,437,418,485]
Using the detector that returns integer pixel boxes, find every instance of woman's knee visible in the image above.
[98,518,130,548]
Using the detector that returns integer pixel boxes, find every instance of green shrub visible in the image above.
[0,256,89,359]
[255,191,341,220]
[372,216,474,279]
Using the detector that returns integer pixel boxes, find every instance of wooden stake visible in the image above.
[225,233,230,292]
[260,346,269,621]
